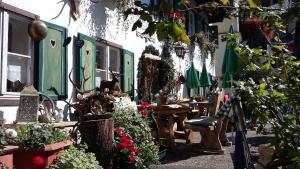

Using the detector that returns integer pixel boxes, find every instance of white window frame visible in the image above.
[96,42,121,82]
[0,10,34,96]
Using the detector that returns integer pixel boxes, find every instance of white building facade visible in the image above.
[0,0,235,123]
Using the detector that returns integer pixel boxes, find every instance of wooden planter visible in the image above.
[78,115,114,169]
[13,140,73,169]
[0,146,18,169]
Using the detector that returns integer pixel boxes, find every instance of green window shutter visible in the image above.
[122,50,134,99]
[77,33,96,92]
[37,22,67,100]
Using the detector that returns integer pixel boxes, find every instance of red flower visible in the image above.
[168,12,181,19]
[121,133,132,143]
[129,155,136,163]
[117,142,128,149]
[135,148,142,153]
[127,146,135,152]
[32,155,45,167]
[115,127,121,133]
[142,112,148,118]
[140,102,150,109]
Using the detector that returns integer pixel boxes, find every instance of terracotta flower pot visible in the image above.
[0,146,18,169]
[13,140,73,169]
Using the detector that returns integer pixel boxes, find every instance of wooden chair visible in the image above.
[185,91,231,154]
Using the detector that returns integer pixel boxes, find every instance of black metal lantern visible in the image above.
[175,45,186,59]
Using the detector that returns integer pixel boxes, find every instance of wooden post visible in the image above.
[78,117,114,169]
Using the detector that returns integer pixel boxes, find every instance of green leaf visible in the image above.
[132,20,142,31]
[247,0,257,8]
[220,0,229,5]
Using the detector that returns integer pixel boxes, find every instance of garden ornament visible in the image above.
[99,70,121,93]
[28,20,48,40]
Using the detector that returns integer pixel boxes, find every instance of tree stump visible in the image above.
[78,116,114,169]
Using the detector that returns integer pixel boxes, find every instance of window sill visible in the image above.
[0,95,20,106]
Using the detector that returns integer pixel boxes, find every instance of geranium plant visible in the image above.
[113,128,142,168]
[114,98,159,168]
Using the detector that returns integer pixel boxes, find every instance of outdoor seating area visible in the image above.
[0,0,300,169]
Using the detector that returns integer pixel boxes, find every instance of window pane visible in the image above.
[96,45,106,69]
[96,70,107,87]
[109,48,120,72]
[6,54,29,92]
[8,16,31,55]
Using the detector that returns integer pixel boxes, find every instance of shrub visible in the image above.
[51,145,102,169]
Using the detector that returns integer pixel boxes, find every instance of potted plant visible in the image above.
[0,121,18,169]
[52,145,103,169]
[12,124,73,169]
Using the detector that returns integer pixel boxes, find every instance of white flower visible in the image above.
[33,124,42,129]
[5,129,17,139]
[77,93,83,100]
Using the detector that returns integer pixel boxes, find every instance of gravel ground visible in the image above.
[149,130,273,169]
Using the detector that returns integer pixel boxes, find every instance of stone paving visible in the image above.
[149,130,272,169]
[149,131,235,169]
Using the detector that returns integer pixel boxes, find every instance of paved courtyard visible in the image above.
[150,130,272,169]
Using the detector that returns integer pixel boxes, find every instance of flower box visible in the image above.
[0,146,18,169]
[13,140,73,169]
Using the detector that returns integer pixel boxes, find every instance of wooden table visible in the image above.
[151,104,192,148]
[194,101,214,116]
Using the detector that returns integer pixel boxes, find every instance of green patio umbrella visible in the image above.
[187,62,200,97]
[199,63,212,96]
[222,25,239,88]
[199,63,212,87]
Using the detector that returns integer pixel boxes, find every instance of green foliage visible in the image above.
[114,102,159,169]
[234,32,300,166]
[52,145,102,169]
[13,124,69,148]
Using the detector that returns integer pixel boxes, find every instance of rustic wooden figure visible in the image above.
[99,70,121,93]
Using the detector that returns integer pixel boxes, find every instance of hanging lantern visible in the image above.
[28,20,48,41]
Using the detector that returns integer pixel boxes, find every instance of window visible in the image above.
[0,10,34,95]
[95,43,121,87]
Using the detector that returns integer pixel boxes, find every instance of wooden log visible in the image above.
[78,117,114,169]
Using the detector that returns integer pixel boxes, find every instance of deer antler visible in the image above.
[69,68,94,95]
[80,66,94,94]
[69,68,82,94]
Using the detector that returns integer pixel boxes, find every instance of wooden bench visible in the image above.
[185,92,232,154]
